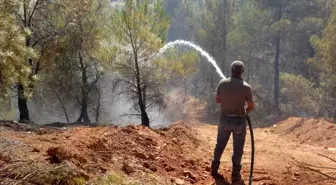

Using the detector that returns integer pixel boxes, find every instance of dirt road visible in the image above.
[196,121,336,185]
[1,118,335,185]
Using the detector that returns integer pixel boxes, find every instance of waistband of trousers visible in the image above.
[222,114,246,118]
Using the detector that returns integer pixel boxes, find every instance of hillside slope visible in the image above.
[272,117,336,148]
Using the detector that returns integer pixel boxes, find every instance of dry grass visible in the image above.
[0,160,84,185]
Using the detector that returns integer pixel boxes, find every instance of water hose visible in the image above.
[246,115,254,185]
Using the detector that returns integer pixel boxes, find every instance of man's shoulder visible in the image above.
[243,81,252,89]
[218,78,230,85]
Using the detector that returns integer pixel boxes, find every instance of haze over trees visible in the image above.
[168,0,336,122]
[0,0,335,126]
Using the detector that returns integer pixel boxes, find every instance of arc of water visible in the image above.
[158,40,226,79]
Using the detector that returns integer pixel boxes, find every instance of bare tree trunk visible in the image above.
[141,110,150,127]
[18,83,30,122]
[95,89,101,123]
[143,84,147,111]
[139,86,149,127]
[222,0,227,74]
[247,49,251,83]
[77,97,91,123]
[133,50,150,127]
[51,86,69,122]
[18,29,32,123]
[17,1,40,123]
[77,51,91,123]
[274,3,282,112]
[231,0,236,13]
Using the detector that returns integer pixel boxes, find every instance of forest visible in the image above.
[1,1,336,185]
[0,0,335,127]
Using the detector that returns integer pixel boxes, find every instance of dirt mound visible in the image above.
[272,117,336,148]
[0,121,209,184]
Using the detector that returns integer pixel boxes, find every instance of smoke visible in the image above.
[103,95,172,127]
[97,73,174,127]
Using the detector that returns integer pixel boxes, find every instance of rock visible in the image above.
[145,137,155,143]
[37,128,47,135]
[148,154,156,160]
[171,178,185,185]
[165,165,175,172]
[149,165,157,172]
[294,172,300,177]
[32,147,40,152]
[183,170,197,181]
[122,162,135,175]
[143,162,157,172]
[100,166,108,173]
[135,151,147,159]
[143,162,150,168]
[187,159,196,166]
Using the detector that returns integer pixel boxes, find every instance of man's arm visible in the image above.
[216,91,221,104]
[216,83,221,104]
[246,102,254,113]
[246,86,254,113]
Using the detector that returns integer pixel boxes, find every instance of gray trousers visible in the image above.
[211,115,246,175]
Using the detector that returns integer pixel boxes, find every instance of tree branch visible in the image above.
[28,0,40,26]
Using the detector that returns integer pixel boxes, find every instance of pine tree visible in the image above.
[0,0,37,101]
[111,0,170,127]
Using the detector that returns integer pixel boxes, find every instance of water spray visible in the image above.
[158,40,225,79]
[159,40,255,185]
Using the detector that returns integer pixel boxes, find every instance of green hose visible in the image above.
[246,115,254,185]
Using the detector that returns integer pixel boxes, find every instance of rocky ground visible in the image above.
[0,117,335,185]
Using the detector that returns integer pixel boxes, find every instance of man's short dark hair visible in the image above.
[231,61,244,74]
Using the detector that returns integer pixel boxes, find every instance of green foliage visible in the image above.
[110,0,171,126]
[1,0,335,123]
[157,49,199,79]
[111,0,170,49]
[0,99,16,120]
[38,0,110,123]
[280,73,322,115]
[0,0,37,99]
[307,8,336,118]
[228,2,267,46]
[309,9,336,82]
[168,0,336,122]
